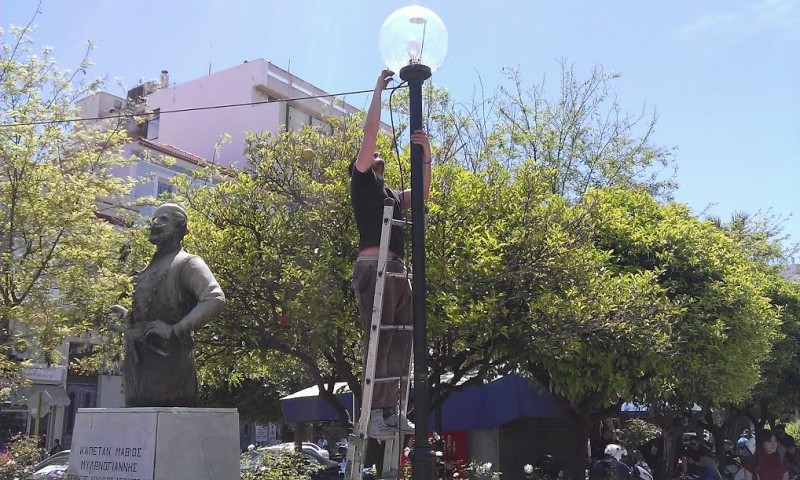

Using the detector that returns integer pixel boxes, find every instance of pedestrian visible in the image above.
[682,435,713,476]
[773,424,796,463]
[743,430,790,480]
[592,426,616,462]
[684,450,720,480]
[738,429,756,458]
[591,444,632,480]
[350,68,432,441]
[640,435,665,480]
[49,439,63,455]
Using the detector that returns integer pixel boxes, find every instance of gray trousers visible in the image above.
[352,257,412,409]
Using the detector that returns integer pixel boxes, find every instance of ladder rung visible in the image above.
[380,325,413,331]
[391,219,411,228]
[374,375,408,383]
[386,271,411,280]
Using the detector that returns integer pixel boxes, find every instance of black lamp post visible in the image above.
[401,61,433,480]
[380,6,448,480]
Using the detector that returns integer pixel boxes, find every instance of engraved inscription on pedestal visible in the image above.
[65,407,239,480]
[65,410,156,480]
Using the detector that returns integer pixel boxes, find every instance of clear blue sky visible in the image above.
[2,0,799,249]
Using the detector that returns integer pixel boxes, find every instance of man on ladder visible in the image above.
[350,68,432,441]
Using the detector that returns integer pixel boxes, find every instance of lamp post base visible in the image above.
[399,63,432,82]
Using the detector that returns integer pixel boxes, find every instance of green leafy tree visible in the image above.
[0,22,133,396]
[715,211,800,425]
[741,275,800,427]
[619,419,662,452]
[691,211,800,463]
[162,63,779,480]
[173,116,375,421]
[438,184,778,480]
[786,421,800,441]
[494,62,676,200]
[0,433,41,480]
[397,64,679,412]
[581,190,778,478]
[241,449,328,480]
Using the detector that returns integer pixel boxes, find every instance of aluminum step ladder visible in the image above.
[346,198,413,480]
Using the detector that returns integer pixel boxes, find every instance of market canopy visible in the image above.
[279,374,561,430]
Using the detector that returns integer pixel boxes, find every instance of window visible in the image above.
[146,108,160,139]
[156,179,174,198]
[287,105,311,132]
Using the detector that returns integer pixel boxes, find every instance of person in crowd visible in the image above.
[49,438,63,455]
[682,435,713,476]
[773,424,796,462]
[640,435,665,480]
[317,436,328,451]
[683,450,721,480]
[743,429,790,480]
[738,429,757,458]
[592,426,616,462]
[591,444,632,480]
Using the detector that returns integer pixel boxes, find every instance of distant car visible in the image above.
[263,442,335,464]
[299,442,332,460]
[27,450,70,479]
[240,446,339,479]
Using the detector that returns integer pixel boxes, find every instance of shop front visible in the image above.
[15,364,69,450]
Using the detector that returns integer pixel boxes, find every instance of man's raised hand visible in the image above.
[411,129,431,157]
[376,69,395,91]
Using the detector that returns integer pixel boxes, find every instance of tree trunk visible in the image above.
[0,313,9,345]
[704,421,726,469]
[566,411,591,480]
[663,419,683,479]
[294,421,312,450]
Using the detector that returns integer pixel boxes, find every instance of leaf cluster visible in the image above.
[0,23,135,385]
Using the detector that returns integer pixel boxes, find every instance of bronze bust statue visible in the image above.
[110,203,225,407]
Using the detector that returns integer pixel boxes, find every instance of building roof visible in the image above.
[137,138,214,167]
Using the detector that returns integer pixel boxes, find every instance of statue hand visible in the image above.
[107,305,130,333]
[107,322,126,333]
[144,321,174,341]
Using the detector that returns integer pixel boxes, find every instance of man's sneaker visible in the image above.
[384,413,415,434]
[367,410,394,441]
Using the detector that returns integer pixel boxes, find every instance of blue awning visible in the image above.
[434,374,561,430]
[279,374,561,430]
[280,382,354,423]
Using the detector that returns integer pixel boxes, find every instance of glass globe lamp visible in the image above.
[379,5,448,80]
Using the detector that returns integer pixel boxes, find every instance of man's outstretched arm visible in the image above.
[355,69,394,173]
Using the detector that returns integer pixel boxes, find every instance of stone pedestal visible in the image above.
[65,407,239,480]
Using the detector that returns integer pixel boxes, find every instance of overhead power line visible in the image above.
[0,85,407,128]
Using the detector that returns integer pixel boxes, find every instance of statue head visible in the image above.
[149,203,188,247]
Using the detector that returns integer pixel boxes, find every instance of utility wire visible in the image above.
[0,85,408,128]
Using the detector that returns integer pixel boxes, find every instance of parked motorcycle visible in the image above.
[630,450,655,480]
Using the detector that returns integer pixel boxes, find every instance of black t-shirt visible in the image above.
[350,168,405,257]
